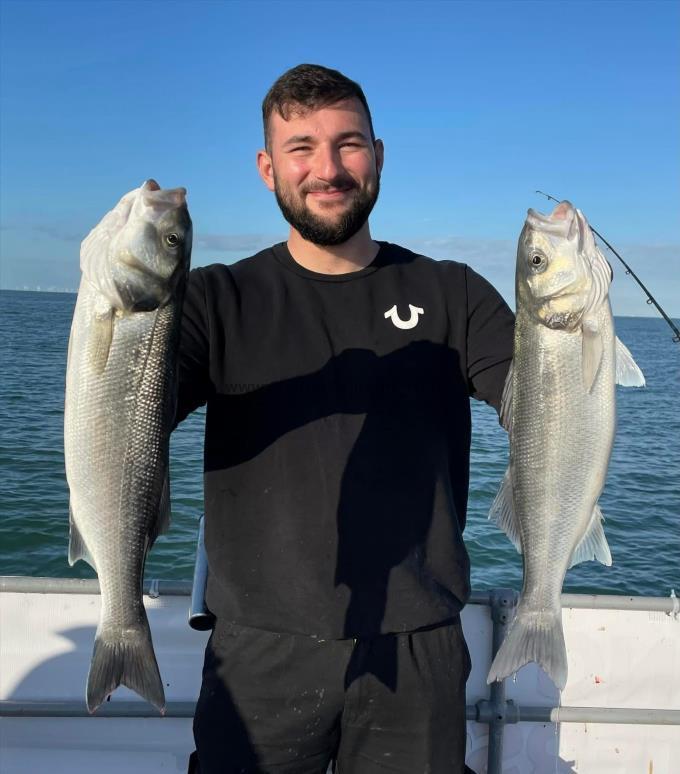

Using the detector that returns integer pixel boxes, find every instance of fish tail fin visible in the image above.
[86,617,165,714]
[486,605,567,690]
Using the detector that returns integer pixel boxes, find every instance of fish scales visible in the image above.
[487,201,644,689]
[64,180,191,712]
[68,295,176,606]
[513,305,615,610]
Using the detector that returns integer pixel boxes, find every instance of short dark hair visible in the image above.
[262,63,375,149]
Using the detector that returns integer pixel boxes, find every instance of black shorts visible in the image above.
[191,616,474,774]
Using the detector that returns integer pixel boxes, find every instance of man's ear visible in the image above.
[374,138,384,176]
[257,149,275,192]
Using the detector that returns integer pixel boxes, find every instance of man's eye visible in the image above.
[340,142,361,148]
[290,146,311,153]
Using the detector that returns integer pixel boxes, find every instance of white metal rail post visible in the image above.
[188,515,215,631]
[470,588,520,773]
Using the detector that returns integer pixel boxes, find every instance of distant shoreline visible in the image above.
[1,287,77,296]
[2,288,677,323]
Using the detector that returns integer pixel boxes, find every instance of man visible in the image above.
[177,64,514,774]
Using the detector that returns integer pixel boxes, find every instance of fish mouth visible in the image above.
[525,202,575,237]
[140,180,188,209]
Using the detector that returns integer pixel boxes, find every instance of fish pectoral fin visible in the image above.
[568,503,612,568]
[489,468,522,554]
[67,505,96,569]
[615,337,646,387]
[499,361,514,434]
[581,317,603,393]
[147,472,172,549]
[90,306,115,374]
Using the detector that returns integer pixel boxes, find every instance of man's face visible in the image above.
[258,98,384,246]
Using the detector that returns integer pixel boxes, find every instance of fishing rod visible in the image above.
[536,190,680,344]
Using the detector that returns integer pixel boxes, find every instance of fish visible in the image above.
[64,179,192,713]
[486,201,644,690]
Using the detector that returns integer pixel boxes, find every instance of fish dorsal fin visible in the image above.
[489,468,522,554]
[568,503,612,568]
[147,472,172,549]
[581,316,603,392]
[615,337,646,387]
[499,361,514,434]
[68,505,96,570]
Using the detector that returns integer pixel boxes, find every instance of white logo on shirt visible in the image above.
[384,304,425,330]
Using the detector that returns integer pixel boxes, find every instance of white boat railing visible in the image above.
[2,519,679,772]
[2,576,679,774]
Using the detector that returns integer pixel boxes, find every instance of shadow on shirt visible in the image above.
[195,340,475,690]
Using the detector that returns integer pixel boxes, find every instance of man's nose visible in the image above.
[314,144,344,181]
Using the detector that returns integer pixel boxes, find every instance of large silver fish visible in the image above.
[487,201,644,689]
[64,180,192,713]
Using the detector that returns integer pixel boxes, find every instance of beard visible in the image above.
[273,170,380,247]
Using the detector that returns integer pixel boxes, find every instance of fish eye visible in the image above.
[165,233,180,247]
[529,253,546,270]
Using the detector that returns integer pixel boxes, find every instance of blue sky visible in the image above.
[1,0,678,317]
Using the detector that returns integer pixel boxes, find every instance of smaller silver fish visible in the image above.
[487,201,644,689]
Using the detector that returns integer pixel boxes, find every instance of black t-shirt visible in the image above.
[176,241,514,639]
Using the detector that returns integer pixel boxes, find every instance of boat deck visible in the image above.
[1,578,678,773]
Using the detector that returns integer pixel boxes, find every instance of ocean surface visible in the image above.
[1,289,678,597]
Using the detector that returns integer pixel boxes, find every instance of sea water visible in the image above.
[1,289,678,596]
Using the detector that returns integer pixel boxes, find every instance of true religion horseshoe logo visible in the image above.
[384,304,425,330]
